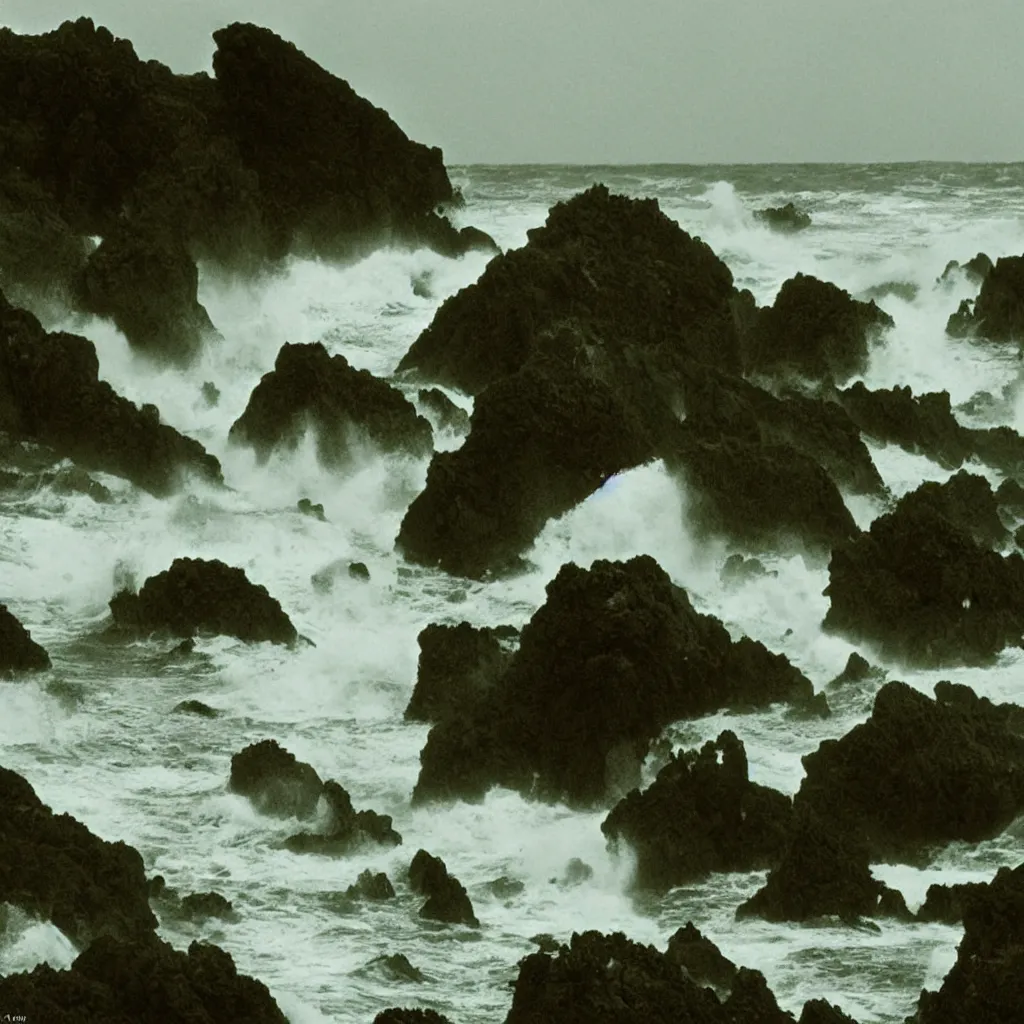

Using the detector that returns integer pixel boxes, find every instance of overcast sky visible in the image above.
[3,0,1022,164]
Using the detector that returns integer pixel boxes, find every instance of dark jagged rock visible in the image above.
[228,739,324,818]
[413,555,812,808]
[823,487,1024,666]
[894,470,1009,549]
[297,497,326,521]
[404,622,513,724]
[736,807,909,923]
[0,604,50,674]
[754,202,812,232]
[408,849,479,927]
[721,554,774,586]
[862,280,918,303]
[397,328,660,577]
[179,891,237,922]
[722,967,795,1024]
[827,652,882,689]
[0,764,156,948]
[110,557,297,644]
[398,185,745,395]
[742,273,893,384]
[944,255,1024,344]
[938,253,993,287]
[665,922,738,992]
[796,681,1024,860]
[345,869,396,901]
[77,222,220,365]
[913,863,1024,1023]
[799,999,861,1024]
[504,930,727,1024]
[0,291,222,495]
[230,342,432,467]
[916,880,989,924]
[373,1010,453,1024]
[418,387,470,433]
[532,933,561,954]
[364,953,425,983]
[488,876,525,899]
[0,933,286,1023]
[786,690,831,720]
[602,731,792,890]
[173,700,219,718]
[285,779,402,855]
[348,561,370,581]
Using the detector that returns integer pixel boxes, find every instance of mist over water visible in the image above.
[3,163,1024,1022]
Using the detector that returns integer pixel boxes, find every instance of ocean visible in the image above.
[2,162,1024,1023]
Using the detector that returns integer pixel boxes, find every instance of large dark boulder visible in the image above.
[916,879,989,924]
[742,273,893,384]
[408,850,478,927]
[228,739,324,818]
[944,255,1024,344]
[736,807,909,923]
[285,779,402,855]
[230,341,432,467]
[795,681,1024,860]
[110,557,297,644]
[913,863,1024,1023]
[754,202,812,232]
[405,622,514,723]
[938,252,993,287]
[0,933,287,1023]
[0,764,156,948]
[373,1011,453,1024]
[77,221,219,365]
[0,291,221,495]
[665,922,737,992]
[892,470,1008,550]
[397,184,746,395]
[0,604,51,674]
[397,336,660,577]
[413,555,812,808]
[601,731,792,890]
[823,489,1024,666]
[799,1000,861,1024]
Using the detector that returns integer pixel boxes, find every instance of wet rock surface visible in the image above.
[413,555,812,808]
[230,342,432,467]
[664,922,738,992]
[285,779,402,855]
[754,202,812,232]
[0,764,156,948]
[408,849,479,927]
[0,933,287,1023]
[0,604,51,674]
[0,290,222,496]
[228,739,324,818]
[602,731,792,889]
[944,254,1024,343]
[110,557,297,644]
[346,870,396,901]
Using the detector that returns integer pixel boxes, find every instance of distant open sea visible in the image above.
[3,162,1024,1023]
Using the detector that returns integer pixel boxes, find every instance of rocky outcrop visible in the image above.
[795,681,1024,860]
[754,202,812,232]
[799,1000,861,1024]
[892,470,1009,549]
[913,863,1024,1023]
[602,731,792,889]
[944,255,1024,343]
[179,891,237,922]
[405,622,515,723]
[413,555,812,808]
[665,922,738,992]
[742,274,893,384]
[408,850,478,927]
[373,1011,453,1024]
[285,780,402,855]
[0,604,50,674]
[915,880,989,924]
[418,388,470,433]
[823,486,1024,666]
[110,558,297,644]
[938,252,993,287]
[229,342,432,468]
[228,739,324,818]
[0,290,221,496]
[0,934,287,1023]
[0,764,156,948]
[346,870,396,901]
[736,807,910,923]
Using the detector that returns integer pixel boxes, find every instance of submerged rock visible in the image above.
[0,933,286,1023]
[110,557,297,645]
[297,497,327,521]
[913,863,1024,1023]
[285,779,402,855]
[413,555,812,808]
[228,739,324,818]
[602,731,792,890]
[230,342,432,467]
[0,290,221,496]
[408,849,479,927]
[754,202,812,232]
[0,764,156,948]
[179,891,237,922]
[742,273,893,384]
[173,699,219,718]
[0,604,51,674]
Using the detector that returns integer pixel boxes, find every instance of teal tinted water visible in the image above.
[2,164,1024,1023]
